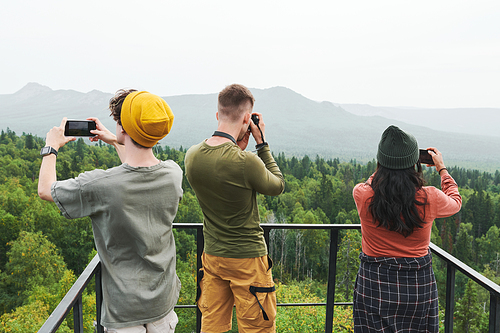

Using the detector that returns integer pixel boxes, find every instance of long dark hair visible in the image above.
[368,162,427,237]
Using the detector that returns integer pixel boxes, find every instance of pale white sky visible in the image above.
[1,0,498,108]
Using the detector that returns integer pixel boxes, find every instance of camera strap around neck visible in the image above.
[212,131,236,145]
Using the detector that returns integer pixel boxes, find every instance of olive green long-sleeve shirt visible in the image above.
[185,141,284,258]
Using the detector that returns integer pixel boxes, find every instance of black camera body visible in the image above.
[248,114,259,131]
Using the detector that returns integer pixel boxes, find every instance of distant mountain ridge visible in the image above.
[2,83,500,171]
[338,103,500,138]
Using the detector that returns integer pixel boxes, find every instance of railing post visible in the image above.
[95,263,104,333]
[196,227,204,333]
[489,293,500,333]
[325,228,339,333]
[73,296,83,333]
[444,263,455,333]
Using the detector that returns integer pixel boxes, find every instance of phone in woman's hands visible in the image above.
[419,149,434,165]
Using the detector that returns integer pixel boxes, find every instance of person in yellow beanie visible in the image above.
[38,89,182,332]
[119,90,174,148]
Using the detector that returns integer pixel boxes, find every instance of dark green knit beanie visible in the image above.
[377,125,419,169]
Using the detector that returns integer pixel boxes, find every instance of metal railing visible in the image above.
[39,223,500,333]
[430,242,500,333]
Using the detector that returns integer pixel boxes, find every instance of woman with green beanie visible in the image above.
[352,125,462,332]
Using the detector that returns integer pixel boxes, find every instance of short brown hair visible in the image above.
[109,88,149,149]
[218,84,255,121]
[109,89,138,126]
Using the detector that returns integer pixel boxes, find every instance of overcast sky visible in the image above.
[1,0,498,108]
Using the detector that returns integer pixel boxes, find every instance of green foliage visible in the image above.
[1,131,500,331]
[0,300,56,333]
[175,251,197,332]
[454,279,488,333]
[336,229,362,301]
[0,178,94,275]
[0,231,66,312]
[174,230,196,262]
[174,191,203,224]
[276,281,354,332]
[0,208,21,268]
[453,223,475,267]
[0,231,95,332]
[476,225,500,269]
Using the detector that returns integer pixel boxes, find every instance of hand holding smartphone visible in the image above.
[419,149,435,165]
[64,120,96,136]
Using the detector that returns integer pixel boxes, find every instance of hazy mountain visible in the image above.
[338,104,500,138]
[0,82,115,135]
[2,83,500,171]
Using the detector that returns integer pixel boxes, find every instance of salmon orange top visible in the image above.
[353,173,462,258]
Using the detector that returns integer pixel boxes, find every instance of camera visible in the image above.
[248,114,259,131]
[418,149,434,165]
[65,120,96,136]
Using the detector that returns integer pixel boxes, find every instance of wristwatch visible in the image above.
[255,142,269,150]
[40,146,58,157]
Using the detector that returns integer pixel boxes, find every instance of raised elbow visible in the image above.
[38,184,54,202]
[272,179,285,196]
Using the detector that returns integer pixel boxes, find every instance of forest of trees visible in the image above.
[1,128,500,332]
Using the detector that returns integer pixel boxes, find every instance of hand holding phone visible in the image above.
[419,149,435,166]
[426,147,446,172]
[64,120,97,136]
[44,117,77,150]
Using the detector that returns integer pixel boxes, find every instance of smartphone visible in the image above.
[419,149,434,165]
[65,120,96,136]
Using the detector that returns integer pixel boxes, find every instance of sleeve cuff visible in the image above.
[50,182,72,219]
[256,144,271,155]
[255,142,269,151]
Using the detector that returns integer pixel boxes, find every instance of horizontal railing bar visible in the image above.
[173,223,203,228]
[175,305,198,309]
[278,302,354,307]
[173,223,362,230]
[263,223,361,230]
[430,243,500,296]
[174,302,354,309]
[39,254,101,333]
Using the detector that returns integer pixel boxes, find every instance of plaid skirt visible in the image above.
[353,251,439,333]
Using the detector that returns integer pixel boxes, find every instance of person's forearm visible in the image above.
[38,155,57,202]
[258,147,281,175]
[436,173,462,217]
[256,146,285,195]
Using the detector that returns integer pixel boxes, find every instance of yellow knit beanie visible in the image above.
[121,91,174,147]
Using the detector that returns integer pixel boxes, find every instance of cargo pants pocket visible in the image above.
[249,285,276,321]
[240,282,277,328]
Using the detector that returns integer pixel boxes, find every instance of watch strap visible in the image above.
[255,142,268,151]
[40,146,58,157]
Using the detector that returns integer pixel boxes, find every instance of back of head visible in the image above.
[218,84,255,121]
[377,125,419,170]
[370,125,426,237]
[109,89,174,148]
